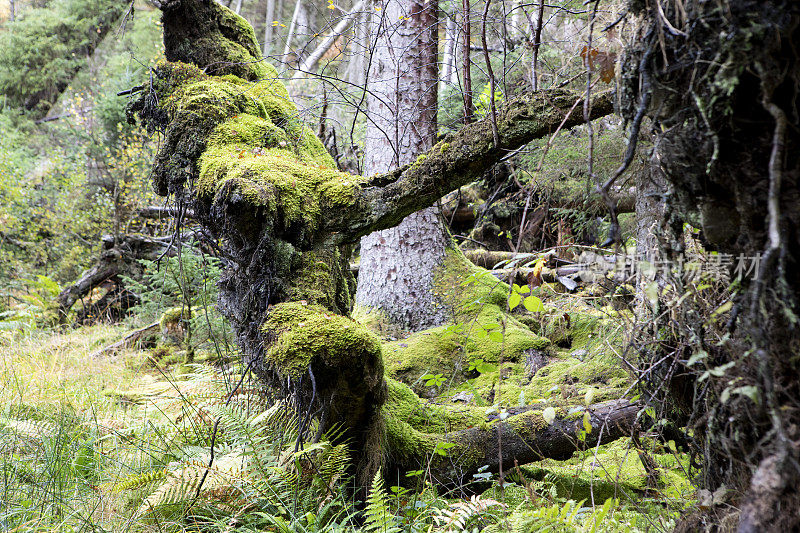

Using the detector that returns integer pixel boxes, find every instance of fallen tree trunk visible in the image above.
[380,379,641,488]
[441,192,636,228]
[137,206,196,219]
[90,321,159,358]
[422,399,639,488]
[57,234,177,321]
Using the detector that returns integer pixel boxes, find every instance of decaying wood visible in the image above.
[423,399,640,487]
[90,321,159,358]
[441,192,636,228]
[57,234,176,320]
[137,206,196,219]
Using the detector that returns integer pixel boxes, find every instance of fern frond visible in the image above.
[434,494,506,532]
[109,467,168,492]
[136,450,250,515]
[0,418,55,442]
[364,469,400,533]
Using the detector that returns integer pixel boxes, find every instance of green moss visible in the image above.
[162,0,270,82]
[286,248,353,313]
[506,407,554,440]
[518,438,693,503]
[137,60,361,232]
[382,378,491,468]
[159,306,190,329]
[262,302,382,377]
[384,378,486,433]
[383,248,550,385]
[464,349,629,408]
[481,483,530,507]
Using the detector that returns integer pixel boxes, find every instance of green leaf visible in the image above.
[509,291,522,310]
[687,349,708,366]
[523,295,544,313]
[699,361,735,381]
[582,411,592,434]
[542,406,556,425]
[584,387,596,405]
[723,385,759,404]
[712,300,733,317]
[476,361,497,374]
[434,442,456,456]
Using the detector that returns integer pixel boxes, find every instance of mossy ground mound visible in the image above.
[478,437,692,531]
[382,249,550,391]
[376,247,629,407]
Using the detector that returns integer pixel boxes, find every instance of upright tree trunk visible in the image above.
[461,0,473,123]
[355,0,445,331]
[292,0,366,78]
[347,11,369,87]
[282,0,301,58]
[263,0,275,56]
[440,14,457,93]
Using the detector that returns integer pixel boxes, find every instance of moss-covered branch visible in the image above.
[382,378,639,488]
[329,90,615,242]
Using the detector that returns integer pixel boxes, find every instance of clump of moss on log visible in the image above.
[130,60,363,244]
[262,301,383,379]
[261,301,387,482]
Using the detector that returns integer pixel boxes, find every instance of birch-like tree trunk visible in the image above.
[355,0,446,330]
[347,11,369,87]
[292,0,365,78]
[263,0,275,56]
[440,14,457,93]
[282,0,301,59]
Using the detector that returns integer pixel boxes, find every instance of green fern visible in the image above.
[433,494,505,532]
[364,469,401,533]
[110,468,168,492]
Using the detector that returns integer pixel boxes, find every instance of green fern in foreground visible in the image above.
[365,469,401,533]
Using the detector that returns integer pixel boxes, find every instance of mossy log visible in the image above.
[129,0,621,486]
[389,398,640,488]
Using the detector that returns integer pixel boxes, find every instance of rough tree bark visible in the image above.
[621,1,800,530]
[127,0,621,487]
[355,0,448,331]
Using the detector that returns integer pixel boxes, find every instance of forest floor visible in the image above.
[0,313,698,532]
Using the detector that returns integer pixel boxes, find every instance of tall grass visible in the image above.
[0,324,688,532]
